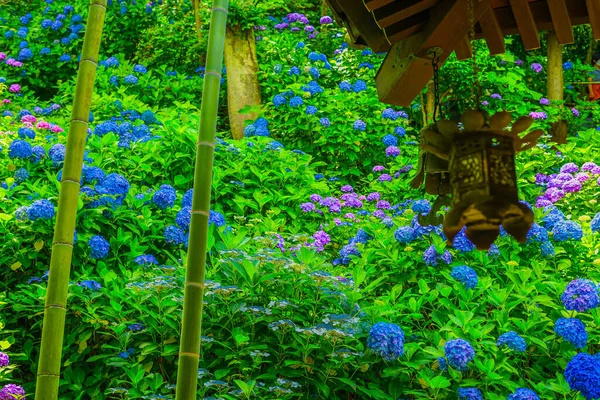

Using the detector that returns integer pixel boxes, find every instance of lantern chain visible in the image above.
[468,0,482,108]
[427,47,443,122]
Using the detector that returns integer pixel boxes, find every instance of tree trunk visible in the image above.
[547,30,567,144]
[224,24,261,140]
[35,1,107,399]
[174,0,228,399]
[321,0,329,16]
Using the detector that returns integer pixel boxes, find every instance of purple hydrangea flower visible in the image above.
[561,279,599,312]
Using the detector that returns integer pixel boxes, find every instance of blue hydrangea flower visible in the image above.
[309,67,320,79]
[339,81,352,91]
[394,226,416,243]
[555,318,588,348]
[452,228,475,252]
[497,331,527,352]
[31,145,46,163]
[273,94,286,107]
[88,235,110,259]
[209,210,226,227]
[592,213,600,233]
[133,64,147,74]
[182,189,193,207]
[27,199,55,221]
[527,223,548,243]
[542,206,565,230]
[96,173,130,196]
[176,206,191,230]
[508,388,540,400]
[412,200,431,215]
[164,225,187,246]
[353,120,366,131]
[319,118,330,127]
[48,144,66,167]
[552,220,583,241]
[450,266,478,289]
[458,388,483,400]
[394,126,406,137]
[266,140,284,151]
[82,165,105,184]
[14,168,29,183]
[353,80,367,92]
[306,105,318,115]
[540,241,555,257]
[288,66,301,75]
[367,322,404,360]
[564,353,600,400]
[561,279,599,312]
[128,323,145,331]
[8,140,32,159]
[289,96,304,107]
[152,184,176,209]
[381,108,397,120]
[59,54,71,62]
[134,254,159,266]
[444,339,475,371]
[382,134,398,146]
[80,280,102,291]
[15,206,29,221]
[438,357,447,371]
[124,74,138,85]
[141,110,157,125]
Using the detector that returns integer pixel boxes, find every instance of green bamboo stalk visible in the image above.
[175,0,228,398]
[34,2,107,399]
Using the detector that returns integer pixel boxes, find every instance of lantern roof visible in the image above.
[325,0,600,106]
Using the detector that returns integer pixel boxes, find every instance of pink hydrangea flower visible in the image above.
[0,53,6,61]
[50,125,64,133]
[36,121,51,129]
[2,99,11,104]
[21,114,36,123]
[9,84,20,93]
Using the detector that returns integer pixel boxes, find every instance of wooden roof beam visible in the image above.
[365,0,395,12]
[479,6,505,54]
[375,0,439,29]
[586,0,600,40]
[547,0,574,44]
[508,0,541,49]
[375,0,493,106]
[334,0,391,52]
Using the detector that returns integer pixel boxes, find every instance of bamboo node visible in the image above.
[45,304,66,310]
[178,352,200,358]
[185,281,205,289]
[197,141,215,148]
[71,118,90,125]
[80,58,99,66]
[211,6,229,15]
[61,178,81,186]
[53,241,74,248]
[37,372,61,377]
[204,70,222,79]
[191,210,210,217]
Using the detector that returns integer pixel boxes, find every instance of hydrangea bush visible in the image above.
[0,2,599,400]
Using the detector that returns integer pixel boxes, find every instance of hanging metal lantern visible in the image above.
[419,109,543,250]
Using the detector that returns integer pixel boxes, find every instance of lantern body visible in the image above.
[416,110,543,250]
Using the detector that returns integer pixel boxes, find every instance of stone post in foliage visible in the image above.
[547,30,567,144]
[224,24,262,140]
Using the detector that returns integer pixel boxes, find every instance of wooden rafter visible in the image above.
[385,10,430,43]
[364,0,395,11]
[375,0,493,106]
[332,0,391,52]
[586,0,600,40]
[508,0,541,49]
[479,6,505,54]
[474,0,590,38]
[374,0,439,28]
[454,36,472,60]
[547,0,574,43]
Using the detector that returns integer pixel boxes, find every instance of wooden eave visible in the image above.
[324,0,600,106]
